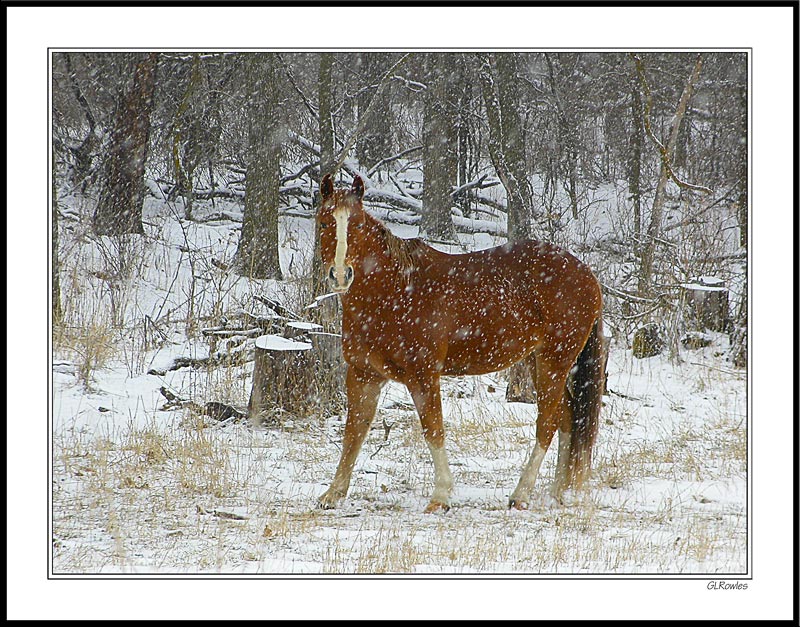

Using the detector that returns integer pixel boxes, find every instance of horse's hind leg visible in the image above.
[318,366,385,509]
[508,356,571,509]
[551,421,574,500]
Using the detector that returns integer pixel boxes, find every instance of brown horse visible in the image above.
[316,174,605,512]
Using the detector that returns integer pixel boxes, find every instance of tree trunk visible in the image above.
[236,53,283,280]
[636,55,704,297]
[479,53,538,401]
[93,52,158,236]
[495,52,534,241]
[248,331,346,425]
[544,53,580,220]
[456,66,476,218]
[682,278,729,332]
[172,53,203,220]
[309,53,341,330]
[356,53,392,175]
[421,53,458,242]
[52,150,62,326]
[477,53,533,242]
[629,75,644,249]
[318,53,335,178]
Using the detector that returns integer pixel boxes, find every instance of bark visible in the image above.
[93,52,158,236]
[318,53,335,178]
[477,53,532,241]
[629,75,644,249]
[248,332,346,424]
[171,53,203,219]
[356,53,392,174]
[235,53,283,280]
[545,53,580,220]
[248,336,315,424]
[421,54,459,242]
[309,53,340,329]
[52,150,62,326]
[495,53,534,240]
[635,55,705,296]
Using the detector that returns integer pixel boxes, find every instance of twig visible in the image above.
[601,283,659,305]
[607,388,644,402]
[688,361,746,377]
[620,301,663,321]
[366,146,423,178]
[331,53,412,175]
[631,54,713,196]
[255,295,302,321]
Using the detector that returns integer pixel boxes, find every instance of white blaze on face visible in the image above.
[332,206,350,287]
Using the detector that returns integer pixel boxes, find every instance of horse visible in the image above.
[316,174,605,513]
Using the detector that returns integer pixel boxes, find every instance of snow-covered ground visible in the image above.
[50,177,748,577]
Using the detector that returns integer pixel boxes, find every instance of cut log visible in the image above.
[632,323,665,358]
[248,335,314,425]
[681,331,714,350]
[506,360,537,404]
[729,324,747,369]
[285,320,323,339]
[681,276,730,332]
[309,331,346,411]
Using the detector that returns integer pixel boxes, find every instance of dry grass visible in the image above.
[51,205,746,577]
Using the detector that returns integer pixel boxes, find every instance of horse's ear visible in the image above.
[352,175,365,200]
[321,174,334,199]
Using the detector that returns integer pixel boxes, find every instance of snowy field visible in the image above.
[50,180,748,577]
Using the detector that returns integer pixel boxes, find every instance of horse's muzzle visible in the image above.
[328,265,354,292]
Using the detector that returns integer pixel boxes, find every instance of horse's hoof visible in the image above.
[508,498,529,511]
[317,490,343,510]
[423,500,450,514]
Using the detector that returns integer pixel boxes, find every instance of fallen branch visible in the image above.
[367,146,423,178]
[255,295,302,321]
[331,53,412,175]
[148,344,254,376]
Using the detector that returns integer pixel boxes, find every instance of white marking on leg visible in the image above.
[551,429,572,498]
[427,443,453,506]
[510,442,547,505]
[333,207,349,285]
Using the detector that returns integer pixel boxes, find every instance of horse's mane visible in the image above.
[369,214,425,278]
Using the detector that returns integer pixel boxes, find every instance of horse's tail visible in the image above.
[567,316,606,489]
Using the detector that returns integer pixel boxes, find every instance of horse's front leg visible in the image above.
[318,366,385,509]
[407,374,454,513]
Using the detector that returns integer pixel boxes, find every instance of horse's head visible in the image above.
[318,174,370,293]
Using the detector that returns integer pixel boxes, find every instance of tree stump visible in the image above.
[285,320,323,339]
[506,360,537,404]
[309,331,347,411]
[729,324,747,369]
[632,323,665,358]
[681,276,730,332]
[248,334,314,425]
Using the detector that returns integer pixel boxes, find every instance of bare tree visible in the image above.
[93,52,158,236]
[52,150,62,326]
[628,70,645,249]
[356,53,393,175]
[310,52,336,322]
[235,53,283,280]
[477,52,534,241]
[633,54,709,296]
[421,53,458,242]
